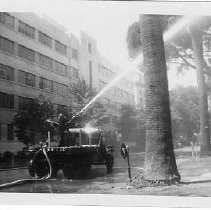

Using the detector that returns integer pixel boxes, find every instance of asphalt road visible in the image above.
[0,152,145,193]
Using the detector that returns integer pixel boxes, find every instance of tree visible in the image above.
[166,16,211,152]
[170,86,199,145]
[13,95,55,146]
[127,21,142,58]
[140,15,180,182]
[127,15,211,154]
[116,104,145,151]
[69,78,109,128]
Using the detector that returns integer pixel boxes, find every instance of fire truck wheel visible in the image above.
[63,161,82,179]
[51,165,60,178]
[33,160,49,178]
[81,160,91,177]
[105,154,114,173]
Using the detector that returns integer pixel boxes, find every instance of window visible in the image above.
[53,82,67,96]
[18,70,35,87]
[0,12,14,28]
[18,96,34,110]
[0,63,14,81]
[71,67,79,79]
[39,77,53,92]
[39,54,53,70]
[18,20,35,39]
[7,124,14,140]
[55,40,67,55]
[71,48,78,60]
[0,92,14,109]
[18,45,35,62]
[62,85,67,97]
[0,36,14,54]
[54,61,67,76]
[38,31,52,48]
[53,82,62,96]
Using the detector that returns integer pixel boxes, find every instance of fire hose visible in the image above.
[0,147,52,190]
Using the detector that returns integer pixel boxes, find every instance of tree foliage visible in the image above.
[69,78,109,127]
[127,21,142,58]
[127,15,211,76]
[13,95,55,146]
[170,86,199,144]
[116,104,137,135]
[115,104,145,150]
[127,15,211,152]
[166,16,211,77]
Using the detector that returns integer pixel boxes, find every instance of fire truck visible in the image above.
[28,127,114,179]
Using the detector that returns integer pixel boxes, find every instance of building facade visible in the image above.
[0,12,142,153]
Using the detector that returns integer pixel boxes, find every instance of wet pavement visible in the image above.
[2,148,211,197]
[0,152,145,193]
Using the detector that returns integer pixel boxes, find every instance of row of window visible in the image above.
[98,64,116,79]
[0,12,78,58]
[0,35,68,76]
[0,36,80,78]
[0,123,14,141]
[98,64,133,91]
[0,63,68,96]
[0,92,69,112]
[99,80,134,104]
[19,96,68,114]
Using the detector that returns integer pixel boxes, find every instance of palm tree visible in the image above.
[127,16,211,155]
[140,15,180,182]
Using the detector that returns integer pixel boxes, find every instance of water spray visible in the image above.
[72,16,197,118]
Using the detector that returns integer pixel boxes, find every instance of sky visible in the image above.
[1,0,209,90]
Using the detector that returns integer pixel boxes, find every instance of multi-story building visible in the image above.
[79,32,137,131]
[0,12,142,153]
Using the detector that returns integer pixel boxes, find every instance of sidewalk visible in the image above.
[124,147,211,196]
[1,147,211,197]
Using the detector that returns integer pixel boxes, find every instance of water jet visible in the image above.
[69,15,197,122]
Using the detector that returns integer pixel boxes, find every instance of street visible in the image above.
[0,152,145,193]
[2,148,211,197]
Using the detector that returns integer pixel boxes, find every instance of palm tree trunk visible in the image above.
[140,15,180,182]
[189,26,211,153]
